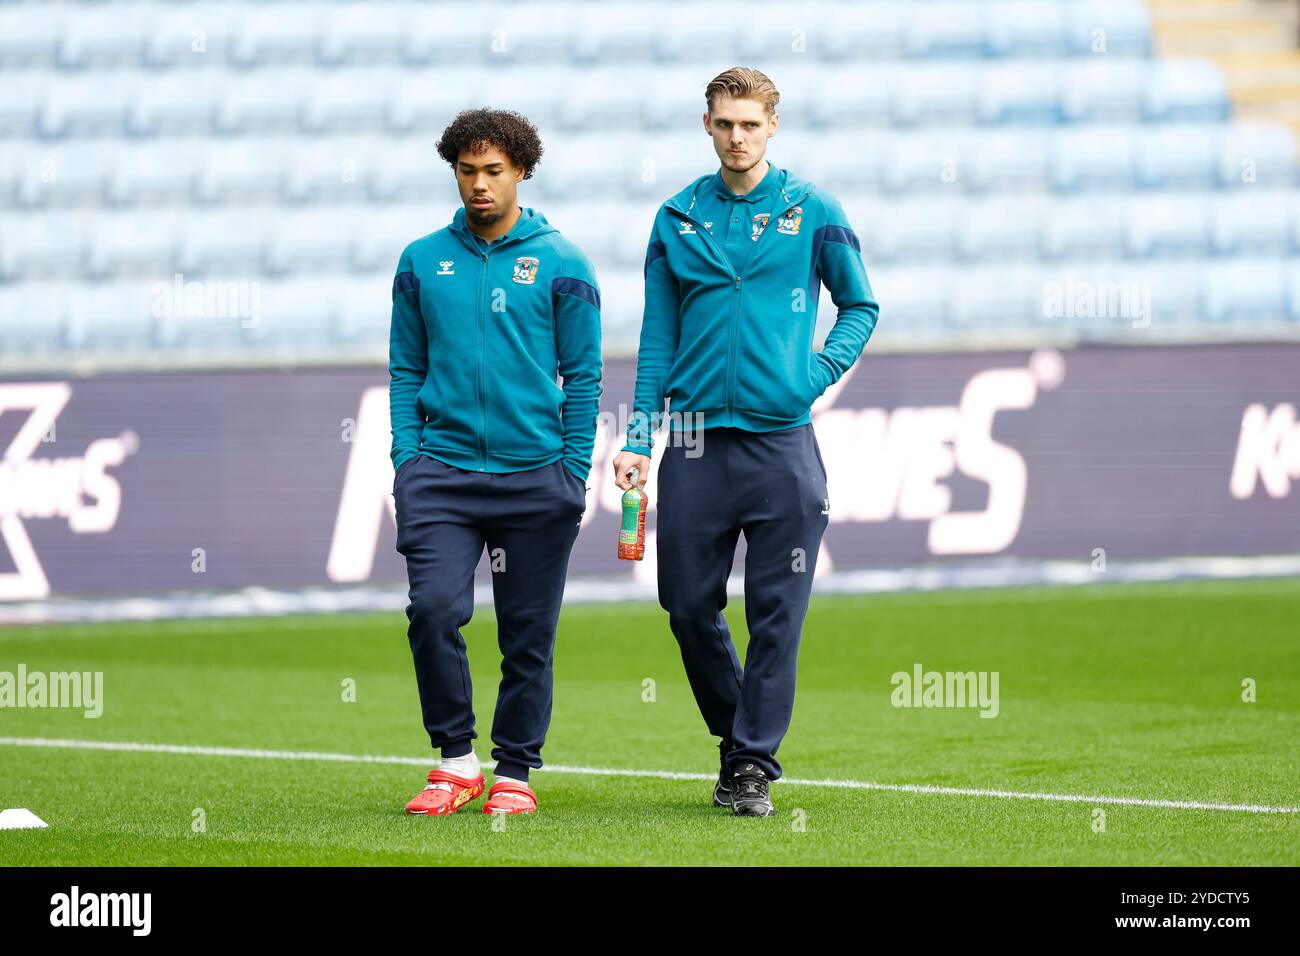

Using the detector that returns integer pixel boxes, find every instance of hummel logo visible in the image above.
[703,221,713,230]
[437,260,455,275]
[678,220,696,235]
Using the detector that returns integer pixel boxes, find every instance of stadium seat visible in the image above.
[903,2,987,59]
[1210,193,1293,257]
[1125,196,1211,258]
[56,3,152,69]
[0,6,65,68]
[984,2,1068,58]
[1203,261,1287,324]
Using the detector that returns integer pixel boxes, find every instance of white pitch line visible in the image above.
[1,736,1297,815]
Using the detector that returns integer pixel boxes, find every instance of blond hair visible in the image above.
[704,67,780,114]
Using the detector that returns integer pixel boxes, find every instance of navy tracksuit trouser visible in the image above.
[393,453,586,782]
[655,424,830,780]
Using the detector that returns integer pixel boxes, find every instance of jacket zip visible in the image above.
[449,220,548,473]
[476,250,488,471]
[666,188,809,419]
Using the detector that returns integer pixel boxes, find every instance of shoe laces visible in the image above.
[733,771,768,800]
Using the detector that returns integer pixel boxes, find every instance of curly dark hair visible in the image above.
[435,108,543,179]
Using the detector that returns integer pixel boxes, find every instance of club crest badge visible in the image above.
[512,256,539,284]
[776,207,803,235]
[751,213,770,241]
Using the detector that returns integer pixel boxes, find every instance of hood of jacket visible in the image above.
[447,204,557,251]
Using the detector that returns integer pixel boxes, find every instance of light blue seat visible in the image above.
[968,129,1053,192]
[1144,60,1229,122]
[884,130,983,193]
[144,5,242,67]
[1065,0,1151,55]
[57,2,152,69]
[1062,60,1146,123]
[107,141,202,205]
[894,64,980,125]
[13,143,111,207]
[1218,122,1297,188]
[0,84,40,137]
[532,135,641,201]
[286,135,391,204]
[88,210,183,278]
[903,2,986,58]
[804,65,894,128]
[1136,125,1220,189]
[229,6,321,67]
[571,2,661,64]
[853,266,952,336]
[246,277,341,345]
[976,62,1064,125]
[870,198,959,263]
[484,3,577,64]
[589,270,645,344]
[956,196,1051,261]
[0,6,64,68]
[1051,126,1137,190]
[949,265,1043,331]
[984,1,1068,58]
[316,2,413,66]
[128,71,224,136]
[649,2,746,65]
[266,209,356,275]
[814,1,905,61]
[301,70,396,133]
[366,137,449,203]
[554,67,650,130]
[177,210,270,274]
[0,212,91,279]
[403,6,493,64]
[335,275,395,343]
[214,71,310,134]
[195,141,287,203]
[0,283,70,352]
[387,70,477,133]
[1210,193,1293,256]
[352,205,451,274]
[1125,196,1210,258]
[1041,199,1126,259]
[38,75,133,137]
[66,280,159,350]
[1204,261,1287,324]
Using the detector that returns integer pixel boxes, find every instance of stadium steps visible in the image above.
[1150,0,1300,134]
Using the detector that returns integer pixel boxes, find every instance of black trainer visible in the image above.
[712,741,734,808]
[730,763,775,817]
[713,768,734,808]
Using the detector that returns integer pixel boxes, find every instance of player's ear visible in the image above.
[702,111,711,134]
[769,112,780,137]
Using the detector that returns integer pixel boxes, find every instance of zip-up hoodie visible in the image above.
[389,206,603,481]
[623,166,878,455]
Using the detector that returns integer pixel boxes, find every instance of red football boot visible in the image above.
[404,768,486,816]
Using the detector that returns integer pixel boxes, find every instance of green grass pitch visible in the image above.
[1,577,1297,866]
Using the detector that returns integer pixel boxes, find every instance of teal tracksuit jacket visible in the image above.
[623,165,878,455]
[389,206,603,481]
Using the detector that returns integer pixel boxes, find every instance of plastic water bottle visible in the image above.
[618,467,647,561]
